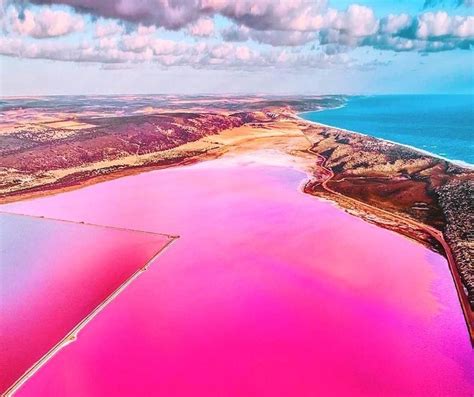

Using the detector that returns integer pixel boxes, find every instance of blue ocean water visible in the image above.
[301,95,474,166]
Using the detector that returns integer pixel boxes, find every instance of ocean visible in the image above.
[301,95,474,166]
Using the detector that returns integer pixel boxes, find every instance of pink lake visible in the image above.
[2,154,473,396]
[0,213,173,395]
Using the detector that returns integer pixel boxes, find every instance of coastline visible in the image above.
[293,115,474,343]
[1,102,473,344]
[302,146,474,344]
[297,112,474,170]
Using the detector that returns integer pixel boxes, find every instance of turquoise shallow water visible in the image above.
[301,95,474,166]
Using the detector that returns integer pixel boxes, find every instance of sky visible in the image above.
[0,0,472,96]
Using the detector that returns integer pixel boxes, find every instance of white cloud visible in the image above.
[332,5,379,37]
[222,25,317,46]
[416,12,474,39]
[187,17,214,37]
[8,7,84,38]
[0,0,471,73]
[94,21,124,38]
[0,33,359,70]
[380,14,412,35]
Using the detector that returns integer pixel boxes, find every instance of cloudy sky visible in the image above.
[0,0,472,95]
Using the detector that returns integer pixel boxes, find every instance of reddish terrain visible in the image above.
[1,96,472,340]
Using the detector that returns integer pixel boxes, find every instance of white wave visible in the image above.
[297,115,474,170]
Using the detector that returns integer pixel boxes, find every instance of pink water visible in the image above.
[0,213,172,394]
[2,156,473,396]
